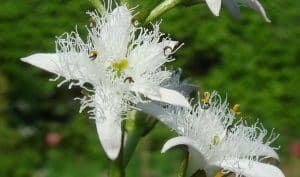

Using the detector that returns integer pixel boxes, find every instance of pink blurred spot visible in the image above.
[290,141,300,158]
[45,132,62,147]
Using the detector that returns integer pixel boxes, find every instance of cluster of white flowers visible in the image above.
[21,1,284,177]
[138,92,283,177]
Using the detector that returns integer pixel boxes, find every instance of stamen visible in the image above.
[124,77,134,83]
[89,50,98,60]
[230,104,241,115]
[201,92,211,107]
[214,171,223,177]
[163,46,173,56]
[131,17,139,27]
[89,18,97,27]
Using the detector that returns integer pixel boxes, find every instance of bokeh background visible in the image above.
[0,0,299,176]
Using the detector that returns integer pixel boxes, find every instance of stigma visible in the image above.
[112,59,129,76]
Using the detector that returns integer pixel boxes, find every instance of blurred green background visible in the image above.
[0,0,299,177]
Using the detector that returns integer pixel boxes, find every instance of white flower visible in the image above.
[203,0,270,22]
[138,92,284,177]
[21,4,190,160]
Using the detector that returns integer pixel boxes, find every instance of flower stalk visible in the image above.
[108,158,124,177]
[144,0,183,24]
[89,0,106,14]
[178,150,189,177]
[123,114,158,167]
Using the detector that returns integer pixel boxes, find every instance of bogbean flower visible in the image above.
[138,92,284,177]
[21,4,190,160]
[203,0,270,22]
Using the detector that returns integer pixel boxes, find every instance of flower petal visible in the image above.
[223,0,241,19]
[205,0,222,16]
[244,0,271,22]
[21,53,59,74]
[161,136,199,153]
[217,158,285,177]
[127,38,179,74]
[186,147,207,177]
[96,119,122,160]
[162,136,209,176]
[94,6,133,60]
[136,87,191,108]
[254,144,279,160]
[21,52,101,84]
[136,102,176,128]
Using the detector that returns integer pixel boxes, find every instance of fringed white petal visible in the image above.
[91,85,124,160]
[217,158,285,177]
[95,6,133,60]
[136,102,178,129]
[223,0,241,19]
[127,39,178,75]
[205,0,222,16]
[245,0,271,22]
[162,136,210,176]
[136,102,167,119]
[21,53,59,74]
[254,144,280,160]
[96,118,122,160]
[161,136,199,153]
[186,147,209,177]
[136,87,191,108]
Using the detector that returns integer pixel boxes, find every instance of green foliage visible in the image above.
[0,0,299,176]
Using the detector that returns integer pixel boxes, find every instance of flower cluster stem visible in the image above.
[123,115,158,167]
[89,0,106,14]
[108,157,124,177]
[144,0,183,24]
[123,124,143,166]
[178,150,189,177]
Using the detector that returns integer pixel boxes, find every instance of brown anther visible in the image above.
[89,50,98,60]
[89,18,97,27]
[124,77,134,83]
[131,17,139,27]
[230,104,241,115]
[163,46,173,56]
[201,92,211,107]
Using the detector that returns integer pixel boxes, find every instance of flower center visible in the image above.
[111,58,129,76]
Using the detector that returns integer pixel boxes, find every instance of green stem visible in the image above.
[178,150,189,177]
[120,0,128,5]
[123,116,158,167]
[108,158,124,177]
[144,0,183,24]
[123,124,143,166]
[89,0,106,14]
